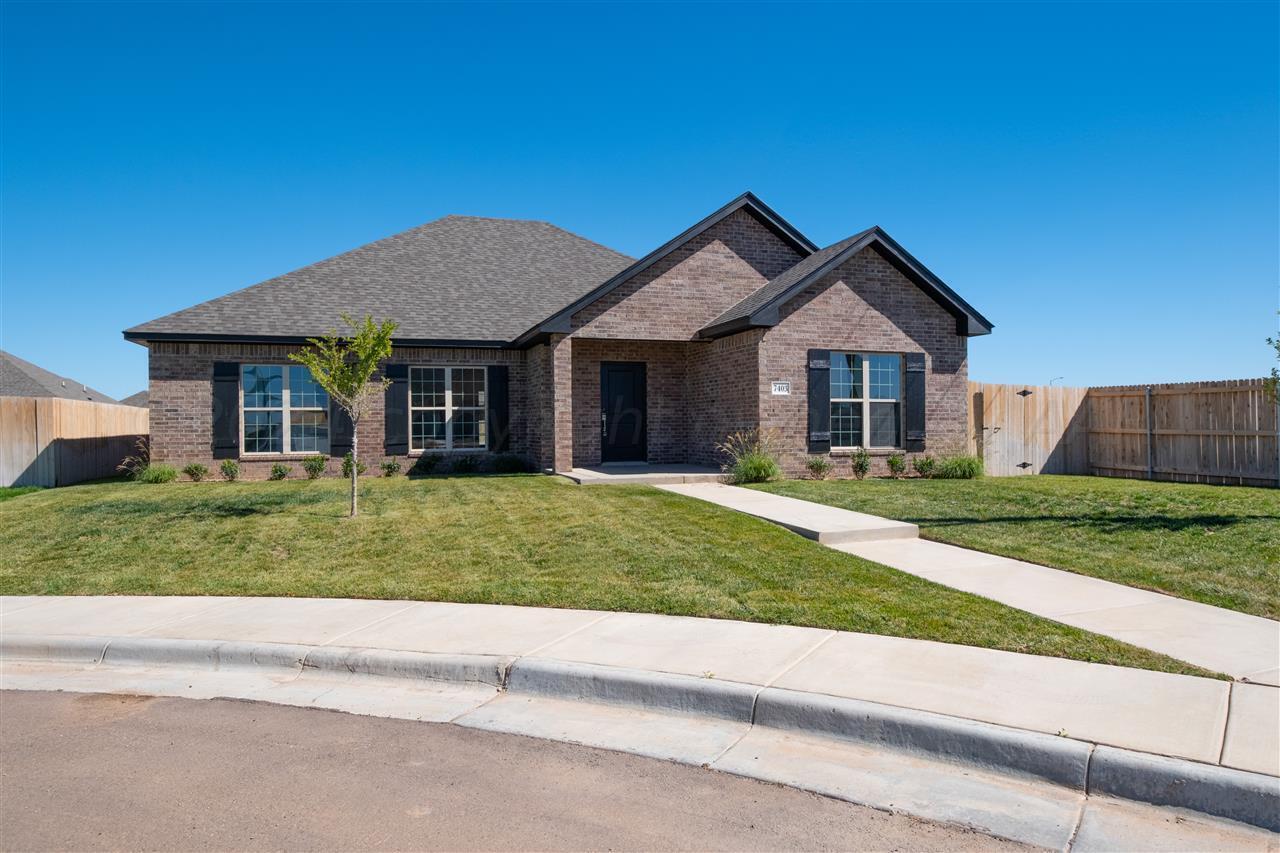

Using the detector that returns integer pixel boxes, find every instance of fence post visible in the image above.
[1144,385,1154,480]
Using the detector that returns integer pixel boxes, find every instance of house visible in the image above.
[124,192,991,478]
[0,350,118,403]
[119,390,149,408]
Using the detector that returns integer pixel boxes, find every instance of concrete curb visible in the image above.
[302,646,512,687]
[507,659,758,721]
[754,686,1091,789]
[1,633,111,664]
[103,636,312,671]
[1089,745,1280,833]
[4,633,1278,834]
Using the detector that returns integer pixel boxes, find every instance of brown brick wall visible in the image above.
[685,330,763,466]
[149,342,528,480]
[570,209,803,341]
[758,246,969,477]
[570,339,688,467]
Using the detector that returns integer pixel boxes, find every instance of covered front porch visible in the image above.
[536,335,754,472]
[558,462,723,486]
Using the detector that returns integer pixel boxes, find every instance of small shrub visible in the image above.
[136,464,178,484]
[341,452,368,479]
[912,454,937,479]
[116,435,150,480]
[716,429,781,484]
[302,455,327,479]
[182,463,209,482]
[409,454,442,476]
[451,454,481,475]
[380,459,402,477]
[886,453,907,479]
[850,448,871,480]
[804,456,834,480]
[269,463,292,481]
[493,453,532,474]
[934,455,985,480]
[220,459,240,481]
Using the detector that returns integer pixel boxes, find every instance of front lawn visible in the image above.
[753,475,1279,619]
[0,486,42,503]
[0,475,1211,676]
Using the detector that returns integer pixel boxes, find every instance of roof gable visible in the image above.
[515,192,817,344]
[701,227,993,338]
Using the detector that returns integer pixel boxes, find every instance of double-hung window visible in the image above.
[409,366,487,451]
[241,365,329,454]
[830,353,902,449]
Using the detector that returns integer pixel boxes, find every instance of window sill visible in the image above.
[829,448,904,457]
[239,453,331,460]
[407,449,492,456]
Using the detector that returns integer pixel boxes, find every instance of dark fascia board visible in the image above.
[700,228,994,340]
[510,191,819,348]
[122,330,511,349]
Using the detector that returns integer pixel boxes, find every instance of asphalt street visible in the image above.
[0,690,1026,851]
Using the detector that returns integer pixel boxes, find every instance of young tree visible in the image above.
[1267,312,1280,403]
[289,314,397,517]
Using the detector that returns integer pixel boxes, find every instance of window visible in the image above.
[830,353,901,449]
[410,366,487,451]
[241,365,329,454]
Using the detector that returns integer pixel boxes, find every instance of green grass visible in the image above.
[0,474,1215,677]
[0,486,43,503]
[753,475,1280,619]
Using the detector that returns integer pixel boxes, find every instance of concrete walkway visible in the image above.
[658,482,918,543]
[655,482,1280,684]
[3,595,1277,848]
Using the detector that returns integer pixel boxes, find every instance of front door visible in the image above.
[600,362,646,463]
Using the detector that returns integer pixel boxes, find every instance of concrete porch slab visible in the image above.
[656,482,919,543]
[560,464,725,485]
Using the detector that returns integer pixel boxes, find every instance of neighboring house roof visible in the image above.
[701,226,994,338]
[516,191,819,344]
[123,216,635,346]
[120,390,149,407]
[0,350,118,402]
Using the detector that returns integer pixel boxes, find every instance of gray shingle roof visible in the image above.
[0,350,119,402]
[125,215,635,344]
[119,390,149,407]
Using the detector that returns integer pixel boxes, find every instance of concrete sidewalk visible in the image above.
[656,482,1280,684]
[3,595,1277,848]
[1,594,1272,773]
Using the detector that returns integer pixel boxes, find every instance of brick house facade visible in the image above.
[128,193,991,479]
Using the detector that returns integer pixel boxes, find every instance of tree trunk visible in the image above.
[350,429,359,518]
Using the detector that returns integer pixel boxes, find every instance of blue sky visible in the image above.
[2,1,1276,399]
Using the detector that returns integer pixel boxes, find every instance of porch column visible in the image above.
[550,333,574,471]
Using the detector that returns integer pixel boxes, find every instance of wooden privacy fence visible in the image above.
[967,379,1278,487]
[0,396,149,487]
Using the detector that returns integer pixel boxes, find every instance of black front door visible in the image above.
[600,362,646,463]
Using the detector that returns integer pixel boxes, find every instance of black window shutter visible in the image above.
[807,349,831,454]
[329,399,354,457]
[904,352,927,452]
[211,362,240,459]
[384,364,409,455]
[486,365,510,452]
